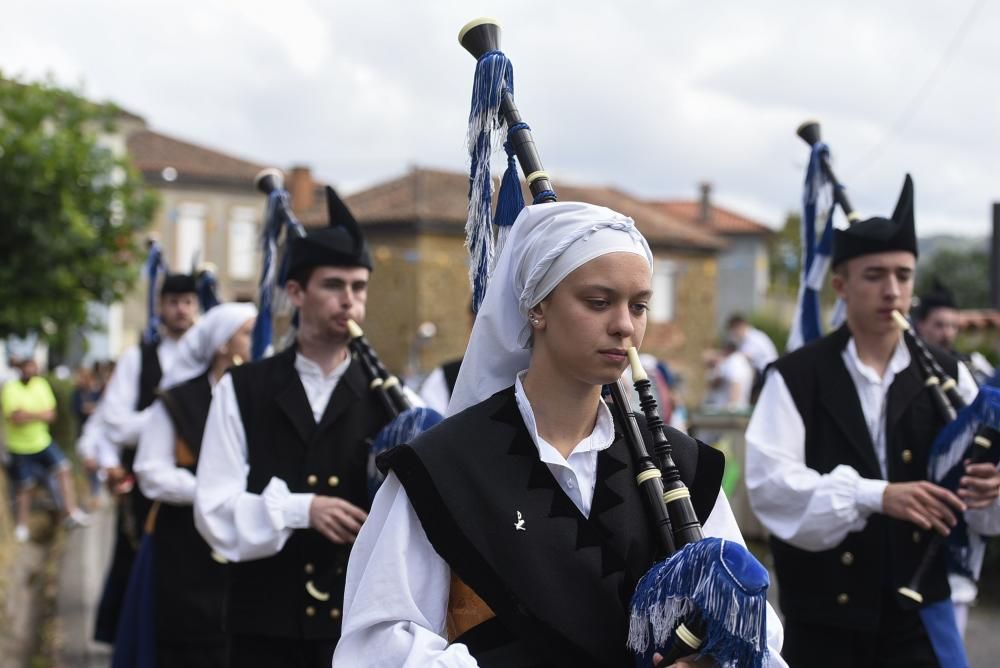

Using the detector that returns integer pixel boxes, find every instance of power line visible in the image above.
[850,0,987,175]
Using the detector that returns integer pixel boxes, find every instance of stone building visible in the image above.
[288,166,728,402]
[651,183,774,333]
[107,125,268,354]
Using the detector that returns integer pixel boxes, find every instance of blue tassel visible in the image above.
[251,189,304,360]
[143,242,165,344]
[196,267,220,312]
[492,136,525,262]
[367,407,443,502]
[465,49,514,312]
[628,537,770,668]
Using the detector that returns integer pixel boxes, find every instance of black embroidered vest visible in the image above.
[137,340,162,411]
[769,325,960,631]
[154,371,226,644]
[227,348,386,640]
[442,358,463,396]
[379,387,724,667]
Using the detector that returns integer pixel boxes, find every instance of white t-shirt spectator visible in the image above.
[739,327,778,373]
[704,351,755,412]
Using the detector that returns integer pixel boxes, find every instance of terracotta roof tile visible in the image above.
[342,167,726,251]
[650,201,773,236]
[127,129,266,188]
[958,309,1000,330]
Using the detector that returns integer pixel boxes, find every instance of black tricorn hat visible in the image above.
[914,277,957,321]
[287,186,373,278]
[832,174,918,267]
[160,272,198,295]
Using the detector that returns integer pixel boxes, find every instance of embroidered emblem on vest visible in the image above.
[514,511,526,531]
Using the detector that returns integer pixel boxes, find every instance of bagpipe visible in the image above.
[346,319,442,500]
[890,309,1000,609]
[787,121,858,350]
[459,18,770,667]
[795,123,1000,616]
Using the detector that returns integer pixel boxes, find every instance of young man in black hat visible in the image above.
[195,187,388,668]
[745,175,1000,667]
[94,271,199,643]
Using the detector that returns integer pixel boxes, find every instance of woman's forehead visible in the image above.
[563,252,651,287]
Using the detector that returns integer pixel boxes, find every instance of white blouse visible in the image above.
[193,353,351,562]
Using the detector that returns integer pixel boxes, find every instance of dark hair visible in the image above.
[913,279,956,323]
[913,296,956,323]
[286,265,317,291]
[726,314,748,328]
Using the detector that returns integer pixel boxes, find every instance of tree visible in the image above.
[768,211,802,300]
[916,248,990,309]
[0,74,157,352]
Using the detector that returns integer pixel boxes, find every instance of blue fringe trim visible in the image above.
[465,49,514,313]
[628,537,770,668]
[367,407,443,502]
[143,242,165,344]
[251,189,304,360]
[196,269,220,312]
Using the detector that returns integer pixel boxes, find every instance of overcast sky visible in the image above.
[3,0,997,237]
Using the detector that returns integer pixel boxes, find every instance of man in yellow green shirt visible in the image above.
[2,358,88,542]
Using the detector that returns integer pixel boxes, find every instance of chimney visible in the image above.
[288,165,315,215]
[698,182,713,225]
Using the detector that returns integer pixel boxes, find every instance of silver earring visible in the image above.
[529,316,540,327]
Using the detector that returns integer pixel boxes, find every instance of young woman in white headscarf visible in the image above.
[333,202,786,667]
[133,301,257,667]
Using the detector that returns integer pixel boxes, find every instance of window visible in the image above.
[175,202,206,269]
[228,207,258,280]
[650,259,676,323]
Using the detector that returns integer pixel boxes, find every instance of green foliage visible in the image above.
[916,247,990,309]
[0,73,157,349]
[748,311,789,355]
[47,375,78,451]
[767,212,802,299]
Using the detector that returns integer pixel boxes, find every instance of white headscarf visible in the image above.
[161,302,258,390]
[448,201,653,416]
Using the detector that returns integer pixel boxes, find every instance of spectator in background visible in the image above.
[1,358,89,542]
[727,313,778,374]
[631,352,687,431]
[73,363,107,506]
[95,359,116,388]
[702,342,755,413]
[72,365,103,433]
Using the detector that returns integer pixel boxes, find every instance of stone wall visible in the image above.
[641,251,717,406]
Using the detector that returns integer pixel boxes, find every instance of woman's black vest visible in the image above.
[380,387,725,667]
[154,371,226,645]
